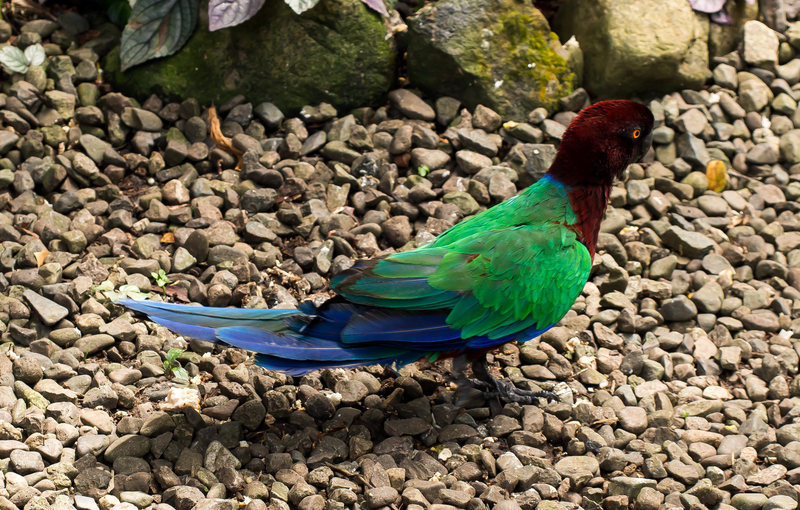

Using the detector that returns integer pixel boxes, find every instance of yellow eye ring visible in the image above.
[632,129,641,139]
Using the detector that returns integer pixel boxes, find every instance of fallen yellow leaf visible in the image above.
[706,160,727,193]
[208,105,243,170]
[34,249,50,268]
[160,232,175,244]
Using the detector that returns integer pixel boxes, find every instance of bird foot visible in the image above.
[451,354,559,406]
[468,375,559,405]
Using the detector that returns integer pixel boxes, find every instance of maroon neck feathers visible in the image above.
[546,132,619,259]
[563,183,612,258]
[543,100,654,257]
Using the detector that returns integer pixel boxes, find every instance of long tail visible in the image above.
[118,299,431,376]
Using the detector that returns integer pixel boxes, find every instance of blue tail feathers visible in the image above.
[118,299,457,375]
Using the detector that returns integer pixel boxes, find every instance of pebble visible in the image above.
[0,10,795,510]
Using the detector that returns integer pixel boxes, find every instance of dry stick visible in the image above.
[208,104,244,170]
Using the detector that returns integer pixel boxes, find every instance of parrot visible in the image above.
[120,99,654,403]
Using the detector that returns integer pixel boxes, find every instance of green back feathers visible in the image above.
[332,176,592,343]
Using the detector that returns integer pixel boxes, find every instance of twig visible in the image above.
[208,104,243,170]
[728,169,761,183]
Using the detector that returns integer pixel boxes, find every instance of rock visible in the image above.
[335,380,369,405]
[553,0,708,98]
[205,441,241,471]
[407,0,579,119]
[554,456,599,487]
[660,295,698,321]
[608,477,657,499]
[109,0,395,114]
[692,281,724,313]
[616,407,648,434]
[739,79,773,112]
[105,435,151,463]
[388,90,435,121]
[661,226,714,258]
[732,494,769,510]
[675,109,708,134]
[382,216,413,247]
[365,487,399,507]
[10,450,44,474]
[743,21,779,70]
[23,289,68,326]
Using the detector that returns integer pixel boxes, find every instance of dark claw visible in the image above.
[477,375,559,405]
[452,353,559,407]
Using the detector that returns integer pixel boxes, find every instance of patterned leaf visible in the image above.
[0,46,29,74]
[208,0,265,31]
[120,0,199,71]
[24,44,45,67]
[360,0,388,16]
[706,160,727,193]
[285,0,321,15]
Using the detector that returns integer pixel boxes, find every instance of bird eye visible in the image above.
[632,129,641,139]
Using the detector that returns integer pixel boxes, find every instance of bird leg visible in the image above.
[466,354,559,405]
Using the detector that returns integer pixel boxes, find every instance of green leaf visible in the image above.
[120,0,199,71]
[93,280,115,292]
[417,165,430,177]
[24,45,45,67]
[172,367,189,380]
[166,348,185,362]
[117,284,150,300]
[0,46,29,74]
[284,0,320,14]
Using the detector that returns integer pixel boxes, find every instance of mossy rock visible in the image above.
[406,0,578,121]
[104,0,395,115]
[553,0,710,99]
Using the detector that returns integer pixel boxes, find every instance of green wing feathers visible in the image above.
[331,177,591,343]
[428,224,591,339]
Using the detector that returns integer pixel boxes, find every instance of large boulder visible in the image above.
[406,0,581,120]
[553,0,710,99]
[104,0,395,114]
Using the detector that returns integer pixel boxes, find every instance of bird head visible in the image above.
[547,100,654,187]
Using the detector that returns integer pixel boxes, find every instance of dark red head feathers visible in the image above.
[543,100,654,258]
[546,100,654,187]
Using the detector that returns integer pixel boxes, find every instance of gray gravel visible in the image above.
[1,8,800,510]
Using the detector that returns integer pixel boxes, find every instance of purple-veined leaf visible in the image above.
[687,0,726,13]
[361,0,388,16]
[120,0,198,71]
[209,0,265,31]
[285,0,321,15]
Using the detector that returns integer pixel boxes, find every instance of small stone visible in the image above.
[388,90,435,121]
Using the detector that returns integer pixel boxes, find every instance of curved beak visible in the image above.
[635,130,653,163]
